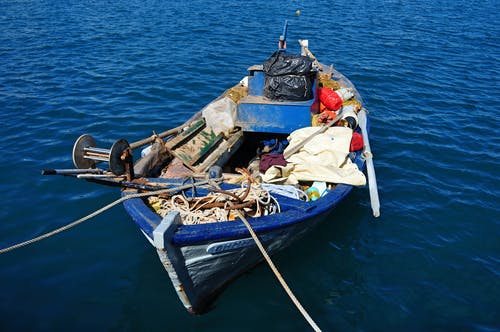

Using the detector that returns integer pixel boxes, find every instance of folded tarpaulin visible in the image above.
[262,126,366,186]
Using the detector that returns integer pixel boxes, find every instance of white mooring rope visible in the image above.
[232,207,322,332]
[0,180,212,254]
[0,180,322,331]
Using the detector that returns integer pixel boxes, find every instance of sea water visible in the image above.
[0,0,498,331]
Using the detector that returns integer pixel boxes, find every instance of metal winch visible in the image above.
[72,134,134,179]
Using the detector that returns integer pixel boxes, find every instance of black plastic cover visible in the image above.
[263,51,315,76]
[264,75,314,101]
[263,51,316,101]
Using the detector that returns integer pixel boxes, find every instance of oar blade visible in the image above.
[358,109,381,217]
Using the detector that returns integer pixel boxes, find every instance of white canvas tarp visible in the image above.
[262,126,366,186]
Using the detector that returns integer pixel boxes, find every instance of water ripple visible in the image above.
[1,0,499,331]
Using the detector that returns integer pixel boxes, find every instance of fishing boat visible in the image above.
[43,23,380,314]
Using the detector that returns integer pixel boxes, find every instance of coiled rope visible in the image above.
[0,180,213,254]
[150,183,280,225]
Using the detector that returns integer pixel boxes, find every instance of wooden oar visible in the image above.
[358,108,381,217]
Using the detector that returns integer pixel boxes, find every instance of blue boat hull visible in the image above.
[120,51,369,313]
[122,176,361,313]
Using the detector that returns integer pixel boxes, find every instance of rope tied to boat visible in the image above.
[171,169,321,330]
[228,205,322,331]
[0,179,217,254]
[184,169,321,330]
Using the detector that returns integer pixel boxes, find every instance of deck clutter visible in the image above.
[41,24,379,318]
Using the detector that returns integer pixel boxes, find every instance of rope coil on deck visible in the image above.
[148,183,280,225]
[147,169,281,225]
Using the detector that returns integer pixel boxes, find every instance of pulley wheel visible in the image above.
[109,138,130,175]
[72,134,97,169]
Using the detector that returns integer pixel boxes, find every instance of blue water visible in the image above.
[1,0,499,331]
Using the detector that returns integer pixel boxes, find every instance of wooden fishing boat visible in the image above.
[43,25,380,314]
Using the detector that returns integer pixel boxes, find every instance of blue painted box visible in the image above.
[237,67,314,134]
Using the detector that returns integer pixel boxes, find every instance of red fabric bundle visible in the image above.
[318,88,343,111]
[350,132,364,151]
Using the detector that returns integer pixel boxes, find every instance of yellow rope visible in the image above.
[232,207,322,332]
[0,180,212,254]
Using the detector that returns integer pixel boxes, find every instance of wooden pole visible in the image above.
[129,123,188,150]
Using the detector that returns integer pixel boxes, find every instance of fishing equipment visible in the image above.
[70,123,187,178]
[338,104,360,129]
[149,183,280,225]
[148,169,280,225]
[72,134,133,178]
[318,73,340,90]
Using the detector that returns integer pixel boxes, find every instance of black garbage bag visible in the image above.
[264,75,315,101]
[263,51,314,76]
[263,51,316,101]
